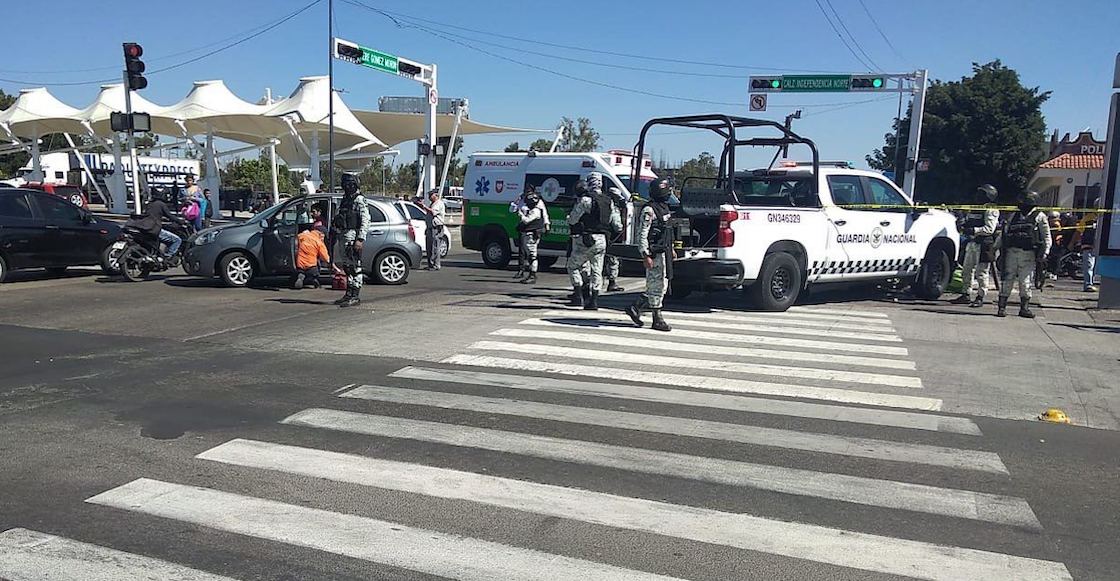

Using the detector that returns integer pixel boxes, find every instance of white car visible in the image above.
[388,198,448,259]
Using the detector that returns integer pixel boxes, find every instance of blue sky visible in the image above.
[5,0,1119,171]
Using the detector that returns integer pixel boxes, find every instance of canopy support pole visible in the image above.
[204,125,220,217]
[83,121,128,215]
[28,124,44,183]
[309,129,321,190]
[62,133,107,207]
[436,100,465,196]
[265,88,280,206]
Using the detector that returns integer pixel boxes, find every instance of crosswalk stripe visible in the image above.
[519,318,911,356]
[283,409,1038,528]
[784,306,892,319]
[390,366,980,434]
[341,385,1006,473]
[443,354,943,410]
[465,341,924,389]
[663,311,896,332]
[493,326,917,371]
[87,478,687,581]
[706,308,896,326]
[199,440,1070,581]
[541,310,903,343]
[0,528,238,581]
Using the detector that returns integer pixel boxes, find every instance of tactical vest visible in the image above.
[962,209,994,238]
[578,193,613,235]
[1003,211,1039,250]
[335,195,361,231]
[646,201,674,255]
[518,207,546,233]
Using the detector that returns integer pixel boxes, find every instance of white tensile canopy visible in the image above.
[0,77,542,213]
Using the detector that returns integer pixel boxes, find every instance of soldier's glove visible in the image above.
[581,232,595,247]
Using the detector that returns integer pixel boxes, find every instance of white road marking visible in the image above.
[784,306,892,319]
[493,326,917,371]
[390,366,980,434]
[282,409,1038,528]
[466,341,924,389]
[442,355,943,410]
[342,385,1006,473]
[664,310,896,332]
[519,318,910,356]
[0,528,238,581]
[198,440,1070,581]
[705,308,896,326]
[86,479,687,581]
[541,310,903,343]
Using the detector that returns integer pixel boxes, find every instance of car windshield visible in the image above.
[246,201,286,224]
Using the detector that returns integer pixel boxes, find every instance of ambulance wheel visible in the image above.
[537,257,558,271]
[747,251,802,312]
[482,236,511,269]
[913,246,952,300]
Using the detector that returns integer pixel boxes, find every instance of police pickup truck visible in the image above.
[619,115,959,311]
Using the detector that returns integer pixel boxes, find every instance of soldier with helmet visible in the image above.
[331,173,371,308]
[625,178,675,332]
[514,186,548,285]
[566,172,622,310]
[995,191,1051,318]
[951,184,1001,307]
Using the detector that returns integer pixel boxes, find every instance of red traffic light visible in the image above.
[123,43,143,58]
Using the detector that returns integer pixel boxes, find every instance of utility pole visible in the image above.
[266,88,280,206]
[901,70,928,197]
[327,0,335,192]
[781,109,802,158]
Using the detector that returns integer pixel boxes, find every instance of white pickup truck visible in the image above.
[619,115,959,311]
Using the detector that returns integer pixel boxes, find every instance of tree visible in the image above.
[867,60,1050,204]
[0,89,29,178]
[557,117,599,152]
[504,141,521,152]
[529,138,554,152]
[677,152,718,183]
[222,152,294,193]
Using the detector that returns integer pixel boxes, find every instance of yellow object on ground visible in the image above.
[1038,409,1072,424]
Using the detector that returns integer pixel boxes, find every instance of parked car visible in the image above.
[0,188,121,282]
[22,182,89,209]
[182,194,422,287]
[385,197,449,259]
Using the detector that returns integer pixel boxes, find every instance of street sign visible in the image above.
[749,93,767,112]
[334,39,398,75]
[379,96,464,115]
[749,74,890,93]
[783,75,852,92]
[428,87,438,106]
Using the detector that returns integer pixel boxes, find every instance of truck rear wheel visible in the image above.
[481,235,511,269]
[746,251,802,311]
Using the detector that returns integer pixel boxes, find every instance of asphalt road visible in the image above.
[1,248,1118,581]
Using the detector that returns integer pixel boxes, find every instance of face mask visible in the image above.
[1019,204,1033,214]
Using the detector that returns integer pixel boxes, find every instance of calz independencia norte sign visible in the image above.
[782,75,852,92]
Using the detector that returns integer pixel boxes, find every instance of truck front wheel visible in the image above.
[746,252,802,311]
[913,246,952,299]
[482,235,511,269]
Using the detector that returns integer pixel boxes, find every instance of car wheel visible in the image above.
[481,235,511,269]
[374,251,410,285]
[219,252,255,288]
[913,246,952,300]
[100,244,124,275]
[746,251,802,311]
[0,255,7,283]
[120,246,151,282]
[69,194,85,207]
[440,235,450,258]
[45,266,68,275]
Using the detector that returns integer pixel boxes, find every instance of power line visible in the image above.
[343,0,850,74]
[0,0,322,87]
[812,0,877,72]
[856,0,909,66]
[822,0,883,71]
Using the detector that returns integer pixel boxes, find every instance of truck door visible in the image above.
[822,175,882,280]
[862,176,921,275]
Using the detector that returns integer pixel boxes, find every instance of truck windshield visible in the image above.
[733,174,818,208]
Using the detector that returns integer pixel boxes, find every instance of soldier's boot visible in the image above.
[513,269,526,280]
[969,296,984,308]
[606,280,625,293]
[625,298,645,327]
[582,282,592,300]
[569,286,585,308]
[584,291,600,311]
[339,287,361,308]
[333,287,353,305]
[1018,302,1035,319]
[521,273,537,285]
[950,294,972,305]
[651,309,671,332]
[996,296,1008,318]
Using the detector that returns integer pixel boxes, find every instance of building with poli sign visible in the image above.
[1028,130,1105,209]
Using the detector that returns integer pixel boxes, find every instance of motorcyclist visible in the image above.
[127,188,190,264]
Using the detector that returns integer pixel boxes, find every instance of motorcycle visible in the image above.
[117,221,194,282]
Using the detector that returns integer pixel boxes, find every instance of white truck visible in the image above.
[618,115,959,311]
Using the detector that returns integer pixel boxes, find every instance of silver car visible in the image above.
[183,194,422,287]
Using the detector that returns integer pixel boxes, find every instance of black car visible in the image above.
[0,188,122,282]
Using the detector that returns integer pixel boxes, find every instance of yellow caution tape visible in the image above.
[833,203,1113,213]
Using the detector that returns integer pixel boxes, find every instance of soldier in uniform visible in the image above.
[602,186,628,293]
[331,173,371,308]
[626,178,674,332]
[951,184,1001,307]
[566,172,621,310]
[996,191,1050,318]
[514,189,547,285]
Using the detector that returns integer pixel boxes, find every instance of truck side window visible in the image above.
[865,177,910,212]
[827,175,867,209]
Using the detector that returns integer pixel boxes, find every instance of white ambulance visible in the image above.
[461,151,657,268]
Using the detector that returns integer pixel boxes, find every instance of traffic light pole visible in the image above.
[122,71,142,213]
[901,69,928,198]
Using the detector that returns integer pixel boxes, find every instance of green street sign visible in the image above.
[781,75,852,92]
[359,47,398,75]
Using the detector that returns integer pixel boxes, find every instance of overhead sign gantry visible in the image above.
[749,70,929,196]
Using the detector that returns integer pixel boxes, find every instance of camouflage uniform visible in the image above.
[566,173,621,307]
[997,208,1050,317]
[336,192,371,297]
[638,205,668,309]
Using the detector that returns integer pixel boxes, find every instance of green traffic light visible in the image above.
[872,78,883,88]
[771,79,781,89]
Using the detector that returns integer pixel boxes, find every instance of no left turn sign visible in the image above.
[750,93,767,112]
[428,88,438,106]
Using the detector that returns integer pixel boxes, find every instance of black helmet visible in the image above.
[1018,191,1040,209]
[525,191,541,206]
[649,178,673,202]
[977,184,998,202]
[340,173,359,195]
[574,179,588,195]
